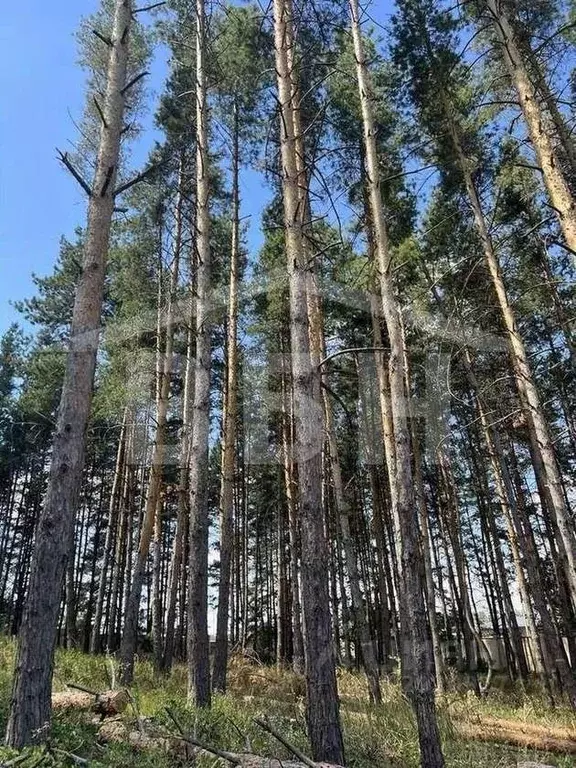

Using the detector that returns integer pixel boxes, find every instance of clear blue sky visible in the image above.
[0,0,165,337]
[0,1,99,335]
[0,0,393,338]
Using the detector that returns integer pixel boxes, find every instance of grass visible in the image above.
[0,636,575,766]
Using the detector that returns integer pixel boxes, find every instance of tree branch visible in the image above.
[121,71,149,95]
[134,1,166,12]
[93,97,108,128]
[57,150,93,197]
[113,164,158,197]
[318,347,389,368]
[253,717,317,768]
[100,165,115,197]
[165,708,241,765]
[92,29,113,47]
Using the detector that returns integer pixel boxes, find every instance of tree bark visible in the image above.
[441,85,576,608]
[5,0,133,747]
[350,2,444,764]
[272,0,344,761]
[119,199,180,684]
[485,0,576,259]
[213,100,240,693]
[187,0,212,708]
[91,408,129,653]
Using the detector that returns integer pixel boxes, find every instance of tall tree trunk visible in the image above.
[309,280,382,703]
[120,194,181,684]
[280,344,305,674]
[439,85,576,607]
[213,101,240,693]
[163,317,194,671]
[485,0,576,257]
[350,2,444,764]
[91,408,128,653]
[187,0,212,708]
[6,0,133,747]
[272,0,344,761]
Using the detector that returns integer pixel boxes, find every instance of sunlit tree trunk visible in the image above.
[119,198,180,684]
[272,0,344,761]
[6,0,133,747]
[187,0,212,708]
[213,100,240,692]
[485,0,576,258]
[350,1,444,764]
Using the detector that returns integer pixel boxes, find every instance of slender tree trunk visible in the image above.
[187,0,212,708]
[6,0,133,747]
[309,281,382,703]
[120,195,181,683]
[163,317,194,670]
[439,86,576,608]
[272,0,344,761]
[213,101,240,693]
[350,2,444,764]
[280,339,305,674]
[107,439,134,652]
[91,409,128,653]
[485,0,576,258]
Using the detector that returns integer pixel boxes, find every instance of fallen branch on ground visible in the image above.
[165,707,347,767]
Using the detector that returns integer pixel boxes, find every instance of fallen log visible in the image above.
[52,685,128,716]
[98,718,195,759]
[456,715,576,755]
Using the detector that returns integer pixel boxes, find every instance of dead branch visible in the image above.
[53,749,89,766]
[57,150,93,197]
[134,2,166,12]
[92,29,113,47]
[318,347,389,368]
[121,71,149,95]
[93,97,108,128]
[253,717,317,768]
[113,164,158,197]
[65,682,99,696]
[165,708,242,765]
[100,165,115,197]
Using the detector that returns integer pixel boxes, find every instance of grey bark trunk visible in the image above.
[163,318,194,671]
[350,2,444,764]
[273,0,344,761]
[485,0,576,258]
[5,0,133,747]
[213,101,240,692]
[90,408,128,653]
[119,204,180,684]
[187,0,212,708]
[441,88,576,609]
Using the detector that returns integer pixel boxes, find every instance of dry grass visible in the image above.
[1,639,576,766]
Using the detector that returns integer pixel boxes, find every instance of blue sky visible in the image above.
[0,1,98,335]
[0,0,394,338]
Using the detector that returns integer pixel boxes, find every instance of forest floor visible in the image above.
[0,637,575,767]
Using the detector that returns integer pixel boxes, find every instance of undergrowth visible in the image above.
[0,636,574,767]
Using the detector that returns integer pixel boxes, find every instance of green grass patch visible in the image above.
[0,636,575,766]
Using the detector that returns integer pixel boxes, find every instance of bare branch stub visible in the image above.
[92,28,113,47]
[100,165,115,197]
[121,71,150,96]
[133,2,166,13]
[57,150,93,197]
[93,97,108,129]
[113,164,159,198]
